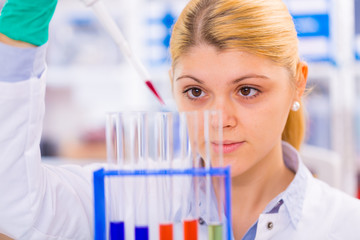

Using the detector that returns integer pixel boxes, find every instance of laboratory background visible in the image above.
[0,0,360,230]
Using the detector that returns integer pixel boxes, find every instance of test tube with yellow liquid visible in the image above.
[203,111,225,240]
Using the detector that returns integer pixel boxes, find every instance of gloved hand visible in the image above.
[0,0,58,46]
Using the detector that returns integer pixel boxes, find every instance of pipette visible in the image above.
[81,0,165,105]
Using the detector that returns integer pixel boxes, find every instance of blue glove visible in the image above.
[0,0,58,46]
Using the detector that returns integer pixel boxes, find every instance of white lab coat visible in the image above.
[0,73,100,239]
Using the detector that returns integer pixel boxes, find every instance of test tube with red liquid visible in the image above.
[182,112,200,240]
[155,112,174,240]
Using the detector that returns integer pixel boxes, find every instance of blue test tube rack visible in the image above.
[93,167,232,240]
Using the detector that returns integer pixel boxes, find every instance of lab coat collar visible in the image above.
[279,141,309,229]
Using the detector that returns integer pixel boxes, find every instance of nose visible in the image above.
[210,98,237,129]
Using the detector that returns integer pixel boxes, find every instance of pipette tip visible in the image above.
[145,80,165,105]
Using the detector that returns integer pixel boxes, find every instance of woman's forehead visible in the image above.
[173,46,290,83]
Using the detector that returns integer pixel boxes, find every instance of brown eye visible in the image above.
[240,87,251,96]
[238,87,258,98]
[185,87,205,99]
[191,88,203,97]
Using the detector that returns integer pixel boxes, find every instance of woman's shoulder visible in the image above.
[301,175,360,239]
[306,176,360,210]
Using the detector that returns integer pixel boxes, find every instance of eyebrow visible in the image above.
[176,74,269,84]
[176,75,204,84]
[232,74,269,84]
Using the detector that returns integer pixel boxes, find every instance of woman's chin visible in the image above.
[222,156,251,178]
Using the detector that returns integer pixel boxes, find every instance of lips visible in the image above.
[211,141,244,154]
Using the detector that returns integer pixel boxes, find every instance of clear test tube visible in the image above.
[154,112,174,240]
[204,110,225,240]
[105,113,125,240]
[181,111,200,240]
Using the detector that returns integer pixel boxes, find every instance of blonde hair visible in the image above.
[170,0,305,150]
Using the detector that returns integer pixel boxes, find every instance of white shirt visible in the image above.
[1,43,360,240]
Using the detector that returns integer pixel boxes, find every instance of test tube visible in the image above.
[205,111,225,240]
[130,112,150,240]
[165,112,187,240]
[182,111,200,240]
[155,112,174,240]
[105,113,126,240]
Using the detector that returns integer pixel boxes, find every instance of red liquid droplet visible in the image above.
[145,80,165,105]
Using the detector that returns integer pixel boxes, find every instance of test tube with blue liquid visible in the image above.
[129,113,150,240]
[106,113,126,240]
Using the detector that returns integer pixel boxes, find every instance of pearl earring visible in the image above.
[291,101,300,111]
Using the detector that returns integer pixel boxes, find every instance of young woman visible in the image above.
[169,0,360,239]
[0,0,359,239]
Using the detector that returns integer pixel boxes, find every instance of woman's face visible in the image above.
[172,45,298,177]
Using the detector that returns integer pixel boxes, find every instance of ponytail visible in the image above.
[282,104,305,150]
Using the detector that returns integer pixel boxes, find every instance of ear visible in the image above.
[295,61,308,100]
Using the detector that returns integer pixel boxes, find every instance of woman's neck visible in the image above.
[231,142,295,239]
